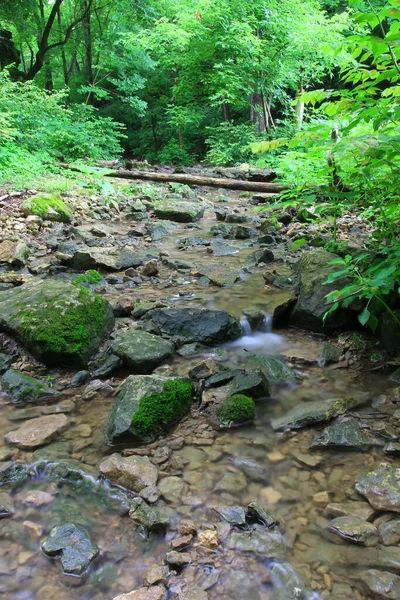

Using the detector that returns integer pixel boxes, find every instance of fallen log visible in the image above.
[104,169,287,193]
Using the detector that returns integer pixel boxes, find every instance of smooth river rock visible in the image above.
[153,200,205,223]
[355,463,400,513]
[113,587,165,600]
[99,454,158,492]
[271,397,363,431]
[111,329,174,373]
[42,523,99,575]
[327,516,379,546]
[351,569,400,600]
[5,414,68,449]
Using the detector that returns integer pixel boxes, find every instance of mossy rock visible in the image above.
[0,279,114,366]
[217,394,256,428]
[1,369,60,404]
[21,194,72,223]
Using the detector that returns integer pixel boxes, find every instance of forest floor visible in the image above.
[0,168,399,600]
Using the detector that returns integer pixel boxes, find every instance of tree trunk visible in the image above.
[250,92,266,132]
[83,0,94,87]
[57,7,69,86]
[222,102,230,121]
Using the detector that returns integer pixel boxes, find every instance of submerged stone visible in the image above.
[246,354,298,384]
[111,329,174,373]
[1,369,60,404]
[0,461,28,485]
[5,414,68,449]
[191,264,240,287]
[227,524,286,559]
[0,279,114,366]
[99,454,158,492]
[328,516,379,546]
[311,420,379,450]
[271,397,364,431]
[42,523,99,575]
[0,492,15,518]
[213,506,247,526]
[351,569,400,600]
[355,463,400,513]
[129,497,170,531]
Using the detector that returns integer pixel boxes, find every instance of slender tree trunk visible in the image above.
[83,0,94,87]
[295,72,305,130]
[222,102,230,121]
[57,7,69,86]
[250,92,266,132]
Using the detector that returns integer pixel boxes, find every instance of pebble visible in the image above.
[22,490,54,506]
[179,520,197,536]
[197,530,218,549]
[266,451,285,464]
[260,487,282,505]
[313,492,330,506]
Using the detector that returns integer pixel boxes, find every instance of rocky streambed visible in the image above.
[0,177,400,600]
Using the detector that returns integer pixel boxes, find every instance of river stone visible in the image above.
[164,551,191,568]
[1,369,60,404]
[246,248,274,265]
[105,374,190,443]
[247,501,277,527]
[328,516,379,546]
[144,564,170,586]
[351,569,400,600]
[0,241,30,267]
[206,368,270,399]
[41,523,99,575]
[0,492,14,518]
[214,506,247,526]
[154,200,205,223]
[113,587,165,600]
[355,463,400,513]
[233,457,267,483]
[32,441,72,461]
[99,454,158,492]
[324,502,376,522]
[192,264,240,287]
[215,471,247,493]
[0,461,29,485]
[36,458,98,485]
[158,476,188,503]
[21,195,72,223]
[111,329,174,373]
[5,414,68,449]
[290,249,352,334]
[129,497,170,531]
[0,279,114,366]
[93,354,123,379]
[378,519,400,546]
[67,246,154,271]
[246,354,298,384]
[270,562,313,600]
[311,420,379,450]
[227,525,286,559]
[271,397,363,431]
[142,307,241,346]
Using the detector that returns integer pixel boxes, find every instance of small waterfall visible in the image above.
[240,316,252,335]
[226,311,284,354]
[260,315,272,333]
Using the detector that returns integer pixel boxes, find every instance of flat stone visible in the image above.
[311,420,379,449]
[192,264,240,287]
[355,463,400,513]
[260,487,282,505]
[246,354,298,384]
[41,523,98,575]
[215,471,247,493]
[143,565,170,586]
[293,452,322,467]
[171,534,193,550]
[378,519,400,546]
[154,200,205,223]
[164,551,191,568]
[328,516,379,546]
[111,329,174,374]
[324,502,376,522]
[22,490,54,506]
[158,476,188,503]
[351,569,400,599]
[214,506,247,526]
[227,525,286,559]
[129,497,170,531]
[113,587,165,600]
[67,246,153,271]
[271,397,364,431]
[8,399,75,422]
[5,414,68,449]
[99,454,158,492]
[2,369,61,404]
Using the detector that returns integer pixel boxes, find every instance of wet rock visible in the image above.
[129,497,170,531]
[383,442,400,455]
[9,399,75,422]
[320,341,341,365]
[0,492,14,518]
[246,248,274,266]
[0,241,30,267]
[355,463,400,513]
[271,397,364,431]
[22,490,54,506]
[351,569,400,599]
[142,307,241,346]
[246,354,298,384]
[324,502,376,522]
[161,257,194,273]
[215,470,247,493]
[113,587,165,600]
[290,250,352,333]
[67,246,153,271]
[164,551,191,568]
[223,570,259,600]
[188,359,221,381]
[378,519,400,546]
[171,534,193,550]
[1,369,60,404]
[41,523,99,575]
[311,420,379,450]
[233,457,266,482]
[140,259,159,277]
[111,329,174,374]
[214,506,247,526]
[99,454,158,492]
[192,264,240,287]
[32,441,71,461]
[270,562,313,600]
[158,476,188,503]
[143,564,170,586]
[328,516,379,546]
[5,414,68,449]
[0,279,114,366]
[247,501,277,527]
[234,225,257,239]
[70,371,91,387]
[140,485,160,504]
[197,530,218,548]
[93,354,123,378]
[210,223,235,238]
[227,524,286,559]
[179,519,197,535]
[0,352,13,374]
[105,375,191,443]
[36,458,98,486]
[178,590,208,600]
[154,200,205,223]
[207,368,270,399]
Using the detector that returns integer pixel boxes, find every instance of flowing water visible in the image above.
[0,187,395,600]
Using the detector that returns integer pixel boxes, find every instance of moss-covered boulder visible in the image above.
[21,194,73,223]
[105,375,193,443]
[1,369,60,404]
[246,354,299,384]
[217,394,256,427]
[0,279,114,366]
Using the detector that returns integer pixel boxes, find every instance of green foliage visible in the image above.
[74,270,103,286]
[130,379,194,440]
[205,122,263,166]
[21,194,72,222]
[216,394,256,427]
[18,287,111,360]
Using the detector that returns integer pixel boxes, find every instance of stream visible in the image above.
[0,182,398,600]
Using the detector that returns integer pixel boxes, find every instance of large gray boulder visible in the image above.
[290,249,351,333]
[0,279,114,366]
[111,329,174,373]
[65,246,155,271]
[142,307,241,346]
[153,200,205,223]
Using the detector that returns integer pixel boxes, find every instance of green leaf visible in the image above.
[358,307,370,326]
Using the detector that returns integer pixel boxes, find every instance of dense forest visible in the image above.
[0,2,400,599]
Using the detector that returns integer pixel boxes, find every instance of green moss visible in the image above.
[18,287,111,360]
[217,394,255,427]
[74,270,103,286]
[22,194,72,222]
[130,379,193,441]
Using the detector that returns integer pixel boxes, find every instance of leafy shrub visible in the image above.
[205,122,264,166]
